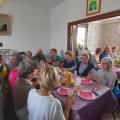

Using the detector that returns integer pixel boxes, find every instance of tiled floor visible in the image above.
[102,107,120,120]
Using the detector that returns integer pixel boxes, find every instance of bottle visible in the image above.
[74,70,77,79]
[74,70,77,76]
[75,82,80,93]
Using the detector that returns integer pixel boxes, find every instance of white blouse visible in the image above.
[95,69,117,90]
[27,89,65,120]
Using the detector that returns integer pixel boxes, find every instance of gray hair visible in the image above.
[101,57,113,70]
[18,59,37,78]
[82,52,90,60]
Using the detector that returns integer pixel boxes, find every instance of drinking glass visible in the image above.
[68,89,74,96]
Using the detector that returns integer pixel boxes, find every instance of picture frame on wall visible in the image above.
[0,14,10,35]
[86,0,102,16]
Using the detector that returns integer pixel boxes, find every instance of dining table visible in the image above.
[52,79,119,120]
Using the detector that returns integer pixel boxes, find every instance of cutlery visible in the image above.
[92,91,99,96]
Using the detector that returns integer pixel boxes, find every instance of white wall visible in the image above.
[101,21,120,47]
[87,21,120,53]
[87,23,103,53]
[50,1,67,55]
[0,2,50,54]
[50,0,120,53]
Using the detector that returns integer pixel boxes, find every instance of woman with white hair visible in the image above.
[94,57,117,90]
[27,67,73,120]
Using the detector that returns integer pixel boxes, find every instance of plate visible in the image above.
[57,87,70,95]
[81,78,93,85]
[78,90,96,100]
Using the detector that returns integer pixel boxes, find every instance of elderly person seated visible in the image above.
[27,67,73,120]
[33,49,46,62]
[76,53,96,77]
[93,57,117,90]
[60,51,76,72]
[13,59,37,120]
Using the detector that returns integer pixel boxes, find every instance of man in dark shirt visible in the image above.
[33,49,46,62]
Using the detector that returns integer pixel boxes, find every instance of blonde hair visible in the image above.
[82,53,90,59]
[38,66,60,90]
[65,50,74,59]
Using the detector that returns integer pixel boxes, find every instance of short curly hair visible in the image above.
[18,59,38,78]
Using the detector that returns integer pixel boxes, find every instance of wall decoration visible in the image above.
[86,0,102,16]
[0,14,10,35]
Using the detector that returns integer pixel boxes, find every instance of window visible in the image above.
[77,26,87,47]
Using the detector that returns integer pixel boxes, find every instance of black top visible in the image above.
[76,61,95,77]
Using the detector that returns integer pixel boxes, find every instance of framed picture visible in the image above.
[0,14,10,35]
[86,0,102,16]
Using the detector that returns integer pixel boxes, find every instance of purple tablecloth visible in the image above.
[52,86,118,120]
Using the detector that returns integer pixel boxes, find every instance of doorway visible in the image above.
[67,9,120,56]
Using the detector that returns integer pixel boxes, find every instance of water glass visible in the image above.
[68,89,74,96]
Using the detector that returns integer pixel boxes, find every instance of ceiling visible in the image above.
[10,0,66,9]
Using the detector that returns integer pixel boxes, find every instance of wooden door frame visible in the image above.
[67,9,120,50]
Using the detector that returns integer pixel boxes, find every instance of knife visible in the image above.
[92,91,99,96]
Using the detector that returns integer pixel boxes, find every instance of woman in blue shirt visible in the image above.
[61,51,76,72]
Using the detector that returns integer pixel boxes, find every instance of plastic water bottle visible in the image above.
[74,70,77,77]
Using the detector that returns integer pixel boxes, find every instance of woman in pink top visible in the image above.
[8,59,20,95]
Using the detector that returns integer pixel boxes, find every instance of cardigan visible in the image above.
[76,62,96,76]
[13,77,34,111]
